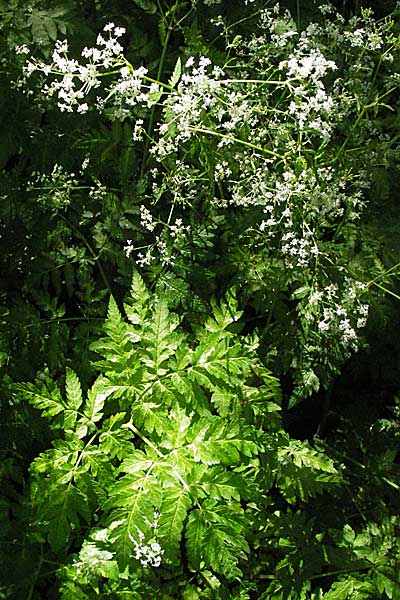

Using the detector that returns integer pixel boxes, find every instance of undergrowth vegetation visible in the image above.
[1,0,400,598]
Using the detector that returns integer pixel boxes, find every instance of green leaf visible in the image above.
[44,17,58,42]
[158,487,192,562]
[186,509,207,570]
[194,467,245,501]
[124,269,150,327]
[99,413,133,460]
[132,0,157,14]
[14,376,69,430]
[65,368,83,411]
[186,500,248,579]
[142,299,182,374]
[168,57,182,88]
[106,469,163,566]
[188,417,260,465]
[82,377,117,431]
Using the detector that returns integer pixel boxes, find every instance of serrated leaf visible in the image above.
[124,269,150,326]
[99,413,133,460]
[48,511,71,552]
[14,378,67,430]
[168,57,182,88]
[120,448,158,474]
[186,500,248,579]
[132,0,157,14]
[158,487,192,561]
[83,377,117,429]
[188,417,260,465]
[44,484,90,551]
[44,17,58,42]
[186,509,207,570]
[142,299,181,374]
[205,292,242,333]
[65,368,83,412]
[131,400,169,436]
[106,471,163,566]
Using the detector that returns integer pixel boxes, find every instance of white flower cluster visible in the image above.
[153,57,223,157]
[23,23,126,112]
[282,49,337,81]
[110,66,160,121]
[22,22,160,119]
[29,164,79,209]
[279,48,338,141]
[239,166,361,269]
[21,5,398,380]
[313,280,369,351]
[89,179,108,202]
[129,512,164,568]
[130,531,164,568]
[140,205,156,232]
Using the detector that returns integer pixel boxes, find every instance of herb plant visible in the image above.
[1,1,400,598]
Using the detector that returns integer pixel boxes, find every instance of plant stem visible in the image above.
[190,127,284,160]
[371,282,400,302]
[141,26,172,175]
[27,545,44,600]
[59,215,112,297]
[124,421,165,458]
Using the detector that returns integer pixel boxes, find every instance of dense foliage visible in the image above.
[1,0,400,598]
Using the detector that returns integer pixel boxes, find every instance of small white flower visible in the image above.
[15,44,30,55]
[77,103,89,113]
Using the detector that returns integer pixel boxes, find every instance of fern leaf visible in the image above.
[124,269,150,328]
[91,296,140,374]
[275,437,340,502]
[142,299,182,375]
[99,413,133,460]
[185,509,207,570]
[14,377,68,430]
[80,377,117,435]
[106,470,163,566]
[47,485,90,551]
[104,296,127,344]
[188,417,260,465]
[65,368,82,411]
[131,398,170,436]
[204,291,242,333]
[31,441,91,551]
[157,486,192,562]
[186,499,248,579]
[194,466,245,501]
[63,368,83,430]
[168,57,182,88]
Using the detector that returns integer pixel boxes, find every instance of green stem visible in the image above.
[344,481,368,523]
[59,215,112,297]
[308,566,369,581]
[220,78,291,86]
[333,86,397,165]
[23,316,101,330]
[333,106,367,165]
[259,564,370,583]
[141,26,172,175]
[371,282,400,302]
[190,127,284,160]
[74,432,99,473]
[27,545,43,600]
[365,260,400,287]
[123,421,165,458]
[296,0,300,30]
